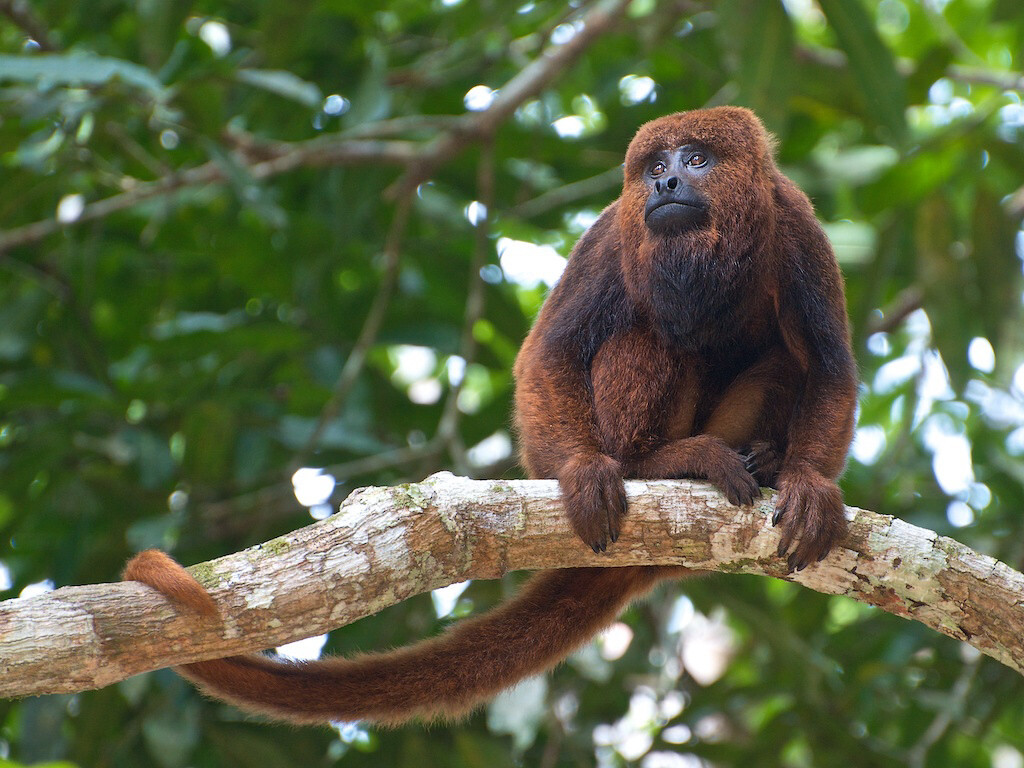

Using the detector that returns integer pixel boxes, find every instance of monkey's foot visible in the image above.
[630,435,760,507]
[772,469,847,572]
[701,442,761,507]
[558,453,627,553]
[741,440,782,487]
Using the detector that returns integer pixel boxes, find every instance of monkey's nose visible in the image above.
[655,177,681,194]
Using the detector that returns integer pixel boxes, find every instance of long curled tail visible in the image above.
[124,550,683,726]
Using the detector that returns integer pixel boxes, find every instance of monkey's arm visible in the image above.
[513,205,633,552]
[772,179,858,570]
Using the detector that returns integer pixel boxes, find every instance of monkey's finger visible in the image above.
[600,477,626,547]
[607,505,620,543]
[775,498,805,560]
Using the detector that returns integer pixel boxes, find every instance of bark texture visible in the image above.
[1,472,1022,698]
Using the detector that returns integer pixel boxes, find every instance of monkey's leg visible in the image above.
[701,346,800,487]
[627,434,760,506]
[626,347,800,505]
[514,333,628,552]
[515,327,682,552]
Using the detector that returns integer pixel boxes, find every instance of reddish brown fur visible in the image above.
[123,107,857,726]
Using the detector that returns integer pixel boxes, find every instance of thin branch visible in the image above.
[199,443,437,538]
[510,165,624,220]
[0,139,418,254]
[435,140,496,466]
[906,651,980,768]
[796,44,1024,92]
[866,285,925,336]
[3,474,1024,698]
[0,0,628,256]
[295,193,414,465]
[0,0,55,51]
[384,0,632,198]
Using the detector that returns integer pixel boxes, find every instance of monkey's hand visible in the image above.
[558,453,627,553]
[773,468,847,571]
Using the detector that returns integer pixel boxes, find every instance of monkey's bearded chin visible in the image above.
[628,238,742,351]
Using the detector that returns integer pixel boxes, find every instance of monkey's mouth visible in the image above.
[644,200,707,234]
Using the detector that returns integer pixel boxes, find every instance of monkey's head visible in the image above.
[616,107,780,344]
[619,106,776,257]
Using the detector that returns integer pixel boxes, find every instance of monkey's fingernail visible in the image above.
[599,541,606,552]
[592,543,601,554]
[610,531,619,543]
[777,540,789,558]
[817,551,829,562]
[772,507,784,526]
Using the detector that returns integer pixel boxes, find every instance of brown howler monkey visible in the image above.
[123,107,857,726]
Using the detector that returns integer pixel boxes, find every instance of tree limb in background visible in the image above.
[0,0,631,256]
[2,473,1022,698]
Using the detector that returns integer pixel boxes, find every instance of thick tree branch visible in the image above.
[2,473,1023,699]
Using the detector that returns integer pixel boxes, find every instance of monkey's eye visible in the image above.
[650,161,667,177]
[687,153,707,167]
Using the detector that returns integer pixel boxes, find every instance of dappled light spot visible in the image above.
[619,75,656,105]
[323,94,350,116]
[464,200,487,225]
[196,20,231,57]
[19,579,54,599]
[552,115,585,138]
[431,580,470,618]
[598,622,633,661]
[464,85,495,112]
[921,415,973,496]
[550,21,581,45]
[946,500,974,528]
[968,337,995,373]
[276,633,327,661]
[408,378,441,405]
[496,237,566,287]
[467,431,512,467]
[292,468,336,516]
[56,194,84,224]
[851,425,886,465]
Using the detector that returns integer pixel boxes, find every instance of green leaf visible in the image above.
[905,44,954,105]
[971,185,1021,343]
[235,68,322,109]
[718,0,795,131]
[0,53,166,99]
[817,0,907,141]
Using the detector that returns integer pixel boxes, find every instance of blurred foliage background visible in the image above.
[1,0,1024,765]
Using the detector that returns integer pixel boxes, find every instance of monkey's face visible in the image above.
[641,144,714,236]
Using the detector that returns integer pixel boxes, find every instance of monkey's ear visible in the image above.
[772,176,855,380]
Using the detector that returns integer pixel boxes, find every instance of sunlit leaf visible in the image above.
[0,53,166,98]
[718,0,795,131]
[236,68,323,108]
[817,0,907,141]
